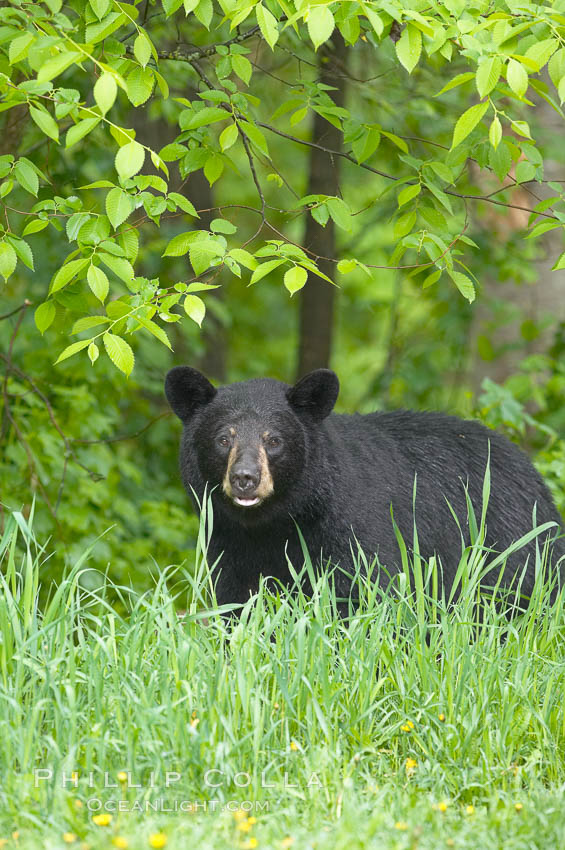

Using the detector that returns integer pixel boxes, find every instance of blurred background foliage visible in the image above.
[0,0,564,592]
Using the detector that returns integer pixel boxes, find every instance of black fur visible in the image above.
[165,367,564,607]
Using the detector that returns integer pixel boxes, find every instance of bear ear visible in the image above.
[287,369,339,422]
[165,366,217,422]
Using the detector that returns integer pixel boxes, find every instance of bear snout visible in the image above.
[222,443,275,508]
[230,467,260,494]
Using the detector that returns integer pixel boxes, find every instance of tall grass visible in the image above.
[0,499,564,848]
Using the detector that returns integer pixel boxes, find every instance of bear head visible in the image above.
[165,367,339,525]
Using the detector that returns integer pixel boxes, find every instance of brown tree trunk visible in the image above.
[296,36,348,379]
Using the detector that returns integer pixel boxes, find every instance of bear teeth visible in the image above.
[234,497,261,507]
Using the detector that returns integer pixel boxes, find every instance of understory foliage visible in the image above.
[0,0,564,577]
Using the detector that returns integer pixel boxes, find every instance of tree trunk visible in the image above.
[296,36,348,380]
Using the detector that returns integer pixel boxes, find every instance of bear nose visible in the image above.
[230,468,260,492]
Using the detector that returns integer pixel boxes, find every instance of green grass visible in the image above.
[1,503,564,850]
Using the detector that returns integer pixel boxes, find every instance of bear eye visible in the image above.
[267,436,281,449]
[217,435,231,448]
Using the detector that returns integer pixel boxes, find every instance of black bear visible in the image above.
[165,367,564,608]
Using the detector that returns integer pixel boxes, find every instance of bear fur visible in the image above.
[165,366,564,608]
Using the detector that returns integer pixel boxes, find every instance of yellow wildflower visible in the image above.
[63,834,77,844]
[514,802,523,813]
[113,838,129,849]
[438,713,446,722]
[466,805,475,815]
[237,821,252,833]
[246,840,258,849]
[281,839,294,848]
[405,757,417,774]
[117,771,128,783]
[290,741,299,751]
[92,813,112,826]
[234,810,248,822]
[148,834,168,849]
[394,822,408,830]
[247,817,257,825]
[438,801,448,813]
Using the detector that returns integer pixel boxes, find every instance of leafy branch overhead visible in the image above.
[1,0,565,374]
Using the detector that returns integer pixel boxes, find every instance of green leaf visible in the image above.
[475,56,502,99]
[9,33,35,64]
[229,248,257,270]
[72,315,110,334]
[51,258,90,293]
[0,241,17,281]
[184,107,227,130]
[283,265,307,295]
[54,339,91,364]
[489,139,512,181]
[183,293,206,326]
[105,188,135,229]
[397,183,421,207]
[515,160,536,184]
[167,193,198,217]
[100,253,134,284]
[337,259,357,274]
[507,58,528,98]
[363,7,383,37]
[203,154,224,186]
[35,301,56,334]
[524,37,558,72]
[134,32,152,67]
[90,0,111,17]
[352,128,380,164]
[135,315,172,349]
[256,3,279,49]
[23,219,49,236]
[327,197,352,230]
[163,232,193,257]
[548,47,565,90]
[552,251,565,271]
[219,124,238,152]
[435,72,475,97]
[396,24,422,74]
[240,121,269,156]
[103,332,135,376]
[87,264,110,302]
[94,73,118,114]
[249,258,285,284]
[9,236,34,270]
[37,51,81,83]
[159,143,186,162]
[449,270,475,303]
[489,115,502,150]
[231,54,252,85]
[307,5,335,51]
[14,161,39,196]
[210,218,237,234]
[125,66,155,107]
[66,118,100,148]
[451,101,489,150]
[29,106,59,142]
[115,141,145,181]
[510,120,531,139]
[88,342,99,364]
